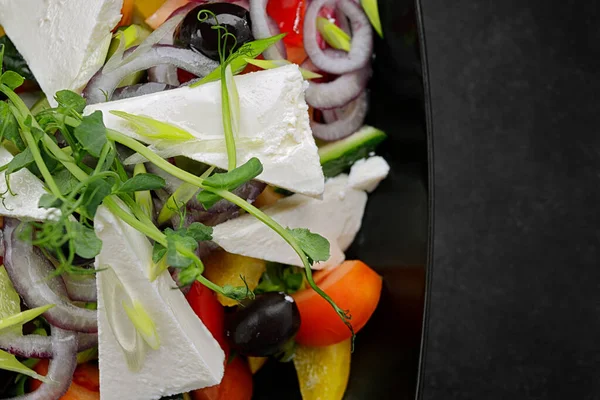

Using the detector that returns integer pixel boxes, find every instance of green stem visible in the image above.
[94,142,112,174]
[221,75,236,170]
[103,196,167,246]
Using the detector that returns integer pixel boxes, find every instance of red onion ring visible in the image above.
[249,0,287,59]
[305,65,371,109]
[0,333,97,359]
[3,327,77,400]
[304,0,373,74]
[311,91,368,141]
[2,219,98,333]
[84,45,219,104]
[62,274,97,303]
[112,82,174,101]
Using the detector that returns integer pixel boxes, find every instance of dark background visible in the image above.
[418,0,600,399]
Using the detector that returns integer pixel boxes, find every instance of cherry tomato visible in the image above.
[266,0,306,48]
[30,360,99,400]
[292,260,383,346]
[186,281,230,358]
[190,356,253,400]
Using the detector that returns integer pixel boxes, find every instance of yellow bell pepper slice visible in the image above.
[293,339,352,400]
[203,251,266,307]
[247,356,268,374]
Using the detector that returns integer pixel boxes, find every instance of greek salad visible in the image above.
[0,0,389,399]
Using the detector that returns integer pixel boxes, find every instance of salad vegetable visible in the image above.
[0,0,391,399]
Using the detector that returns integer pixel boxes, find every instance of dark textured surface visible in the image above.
[418,0,600,399]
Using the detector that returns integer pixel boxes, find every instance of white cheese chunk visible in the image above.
[0,0,122,106]
[94,205,224,400]
[212,174,367,270]
[0,146,58,220]
[85,65,325,197]
[348,156,390,193]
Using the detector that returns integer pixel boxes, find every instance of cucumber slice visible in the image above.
[318,125,387,177]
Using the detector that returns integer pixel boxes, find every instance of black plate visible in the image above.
[254,1,428,399]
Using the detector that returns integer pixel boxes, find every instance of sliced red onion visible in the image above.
[305,65,371,109]
[112,82,175,101]
[249,0,287,60]
[0,332,97,359]
[148,64,181,86]
[2,327,77,400]
[84,45,219,104]
[3,219,98,333]
[62,274,97,303]
[311,91,368,141]
[304,0,373,74]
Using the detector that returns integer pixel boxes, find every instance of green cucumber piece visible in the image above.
[318,125,387,177]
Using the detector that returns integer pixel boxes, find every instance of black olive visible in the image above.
[175,3,253,61]
[225,292,301,357]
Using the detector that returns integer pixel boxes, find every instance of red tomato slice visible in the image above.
[186,281,230,358]
[266,0,306,49]
[293,260,383,346]
[191,357,253,400]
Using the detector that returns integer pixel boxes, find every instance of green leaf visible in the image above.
[317,17,351,52]
[0,349,48,383]
[110,110,194,141]
[186,222,213,242]
[286,228,331,265]
[38,193,62,209]
[196,158,262,210]
[195,190,222,210]
[73,222,103,259]
[255,263,304,295]
[192,34,286,86]
[55,90,86,113]
[5,147,34,174]
[0,101,22,149]
[74,111,107,157]
[0,36,35,81]
[0,266,22,335]
[165,229,198,268]
[361,0,384,38]
[0,304,54,333]
[152,242,167,264]
[203,158,263,189]
[116,173,165,193]
[222,283,255,302]
[81,179,113,218]
[177,267,201,287]
[1,71,25,90]
[54,167,80,194]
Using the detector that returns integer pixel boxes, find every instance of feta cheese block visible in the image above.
[212,174,368,270]
[94,205,224,400]
[348,156,390,193]
[0,146,58,220]
[85,65,325,197]
[0,0,123,106]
